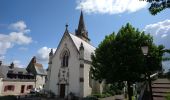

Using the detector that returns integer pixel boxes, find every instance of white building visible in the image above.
[26,56,47,90]
[45,12,102,98]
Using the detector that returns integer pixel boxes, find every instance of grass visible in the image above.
[165,92,170,100]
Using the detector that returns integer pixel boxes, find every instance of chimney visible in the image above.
[32,56,36,63]
[0,61,2,66]
[9,62,14,69]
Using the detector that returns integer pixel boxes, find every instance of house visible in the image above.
[45,11,102,98]
[0,61,35,96]
[26,56,47,90]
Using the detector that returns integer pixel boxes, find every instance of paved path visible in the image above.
[152,78,170,100]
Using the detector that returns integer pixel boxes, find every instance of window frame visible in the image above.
[27,85,33,90]
[4,85,15,92]
[60,49,70,67]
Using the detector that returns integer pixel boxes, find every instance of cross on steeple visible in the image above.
[75,11,90,42]
[65,23,69,33]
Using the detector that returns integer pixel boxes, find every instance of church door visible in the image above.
[60,84,65,98]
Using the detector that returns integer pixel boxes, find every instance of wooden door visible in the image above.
[60,84,65,98]
[21,85,25,93]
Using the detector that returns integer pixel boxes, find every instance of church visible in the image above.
[45,11,102,98]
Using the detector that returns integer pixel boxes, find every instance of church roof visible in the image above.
[69,33,95,61]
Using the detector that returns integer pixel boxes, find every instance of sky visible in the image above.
[0,0,170,70]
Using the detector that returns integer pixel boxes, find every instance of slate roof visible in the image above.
[34,63,47,75]
[69,33,96,61]
[26,57,47,76]
[0,64,30,79]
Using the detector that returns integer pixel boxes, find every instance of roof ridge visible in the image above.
[69,33,96,48]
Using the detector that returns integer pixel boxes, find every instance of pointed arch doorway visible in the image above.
[60,84,66,98]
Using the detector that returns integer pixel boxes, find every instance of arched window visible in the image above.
[61,51,69,67]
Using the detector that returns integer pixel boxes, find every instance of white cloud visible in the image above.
[76,0,148,14]
[144,19,170,48]
[0,21,32,58]
[9,20,30,33]
[161,34,168,38]
[0,41,12,55]
[9,32,32,45]
[144,19,170,36]
[13,60,25,68]
[36,47,56,62]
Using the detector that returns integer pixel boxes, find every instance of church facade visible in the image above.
[45,12,102,98]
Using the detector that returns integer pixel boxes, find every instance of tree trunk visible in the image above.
[127,81,132,100]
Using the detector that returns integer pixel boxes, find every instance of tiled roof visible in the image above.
[69,33,95,61]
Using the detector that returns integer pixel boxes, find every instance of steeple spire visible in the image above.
[76,11,90,42]
[78,11,86,33]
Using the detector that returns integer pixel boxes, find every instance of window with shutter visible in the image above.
[4,85,15,91]
[27,85,33,90]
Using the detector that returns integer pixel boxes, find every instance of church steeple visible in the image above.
[76,11,90,42]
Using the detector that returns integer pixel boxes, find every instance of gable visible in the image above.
[26,62,37,75]
[53,31,96,62]
[53,32,79,59]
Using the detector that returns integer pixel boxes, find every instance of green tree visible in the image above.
[91,23,169,100]
[140,0,170,15]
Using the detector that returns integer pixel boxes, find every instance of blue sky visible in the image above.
[0,0,170,69]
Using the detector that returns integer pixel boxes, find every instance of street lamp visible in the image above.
[141,46,149,55]
[141,45,153,100]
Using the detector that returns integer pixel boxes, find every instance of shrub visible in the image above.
[43,90,56,98]
[68,92,79,100]
[103,93,111,97]
[0,95,17,100]
[83,96,98,100]
[48,91,55,98]
[92,94,101,98]
[91,93,111,98]
[104,82,124,96]
[165,93,170,100]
